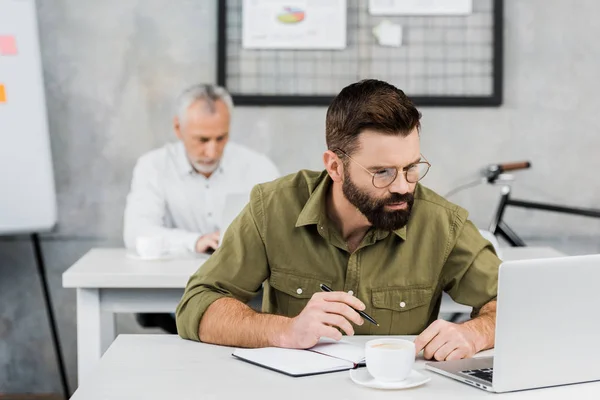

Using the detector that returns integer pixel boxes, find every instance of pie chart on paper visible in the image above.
[277,6,305,24]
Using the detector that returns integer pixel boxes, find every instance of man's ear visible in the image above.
[323,150,344,183]
[174,116,183,140]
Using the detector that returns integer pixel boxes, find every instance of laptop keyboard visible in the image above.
[462,368,493,383]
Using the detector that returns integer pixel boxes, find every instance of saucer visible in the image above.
[349,368,431,390]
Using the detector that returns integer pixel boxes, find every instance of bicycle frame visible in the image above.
[489,185,600,247]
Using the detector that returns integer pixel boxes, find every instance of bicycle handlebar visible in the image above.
[496,161,531,172]
[483,161,532,183]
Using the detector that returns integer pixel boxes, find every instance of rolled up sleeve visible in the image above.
[176,185,270,341]
[441,211,501,313]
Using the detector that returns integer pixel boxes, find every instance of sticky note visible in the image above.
[0,35,18,55]
[0,84,6,103]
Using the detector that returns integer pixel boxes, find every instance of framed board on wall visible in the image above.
[217,0,503,107]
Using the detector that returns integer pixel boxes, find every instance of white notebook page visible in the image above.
[309,339,365,364]
[233,347,355,376]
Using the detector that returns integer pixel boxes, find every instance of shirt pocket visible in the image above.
[269,270,332,317]
[371,286,433,335]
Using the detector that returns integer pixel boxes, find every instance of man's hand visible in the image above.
[278,291,365,349]
[414,319,482,361]
[195,231,220,253]
[415,300,497,361]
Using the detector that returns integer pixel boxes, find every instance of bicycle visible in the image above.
[446,161,600,247]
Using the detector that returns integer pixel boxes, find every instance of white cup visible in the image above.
[365,338,416,382]
[135,236,166,259]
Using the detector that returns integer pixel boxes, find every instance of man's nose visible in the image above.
[204,141,218,159]
[387,171,410,194]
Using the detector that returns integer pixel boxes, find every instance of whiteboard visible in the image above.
[0,0,57,234]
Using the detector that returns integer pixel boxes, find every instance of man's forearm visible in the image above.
[462,300,497,352]
[199,297,291,347]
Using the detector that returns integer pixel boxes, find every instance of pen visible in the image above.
[319,283,379,327]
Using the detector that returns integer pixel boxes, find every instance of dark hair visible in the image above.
[325,79,421,155]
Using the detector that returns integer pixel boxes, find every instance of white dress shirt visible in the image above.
[123,141,279,253]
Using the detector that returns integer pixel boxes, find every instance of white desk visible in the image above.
[62,246,565,385]
[62,249,208,384]
[70,335,600,399]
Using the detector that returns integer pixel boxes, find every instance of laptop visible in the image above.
[426,254,600,393]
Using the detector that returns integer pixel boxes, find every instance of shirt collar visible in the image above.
[295,171,407,241]
[375,225,407,241]
[295,171,330,228]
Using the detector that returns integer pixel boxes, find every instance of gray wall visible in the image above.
[2,0,600,394]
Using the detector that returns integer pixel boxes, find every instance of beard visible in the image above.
[342,174,414,231]
[190,159,219,174]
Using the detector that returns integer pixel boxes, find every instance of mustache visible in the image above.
[379,192,414,207]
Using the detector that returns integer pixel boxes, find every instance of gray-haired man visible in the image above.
[124,84,279,255]
[123,84,279,333]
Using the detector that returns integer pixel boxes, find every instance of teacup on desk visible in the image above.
[365,338,415,382]
[135,236,167,259]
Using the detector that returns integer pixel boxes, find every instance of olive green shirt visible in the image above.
[176,170,500,341]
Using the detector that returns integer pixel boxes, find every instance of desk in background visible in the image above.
[63,246,566,385]
[70,334,599,399]
[63,250,207,384]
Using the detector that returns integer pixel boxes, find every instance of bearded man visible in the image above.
[176,79,500,362]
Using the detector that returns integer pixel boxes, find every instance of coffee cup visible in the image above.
[365,338,415,382]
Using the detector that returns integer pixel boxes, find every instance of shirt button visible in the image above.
[205,184,209,189]
[319,226,324,230]
[399,301,406,308]
[208,212,213,217]
[296,288,303,295]
[348,290,354,296]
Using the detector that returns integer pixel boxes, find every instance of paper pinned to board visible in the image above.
[373,20,402,47]
[369,0,472,15]
[0,84,6,103]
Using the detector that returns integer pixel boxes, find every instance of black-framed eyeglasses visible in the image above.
[335,148,431,189]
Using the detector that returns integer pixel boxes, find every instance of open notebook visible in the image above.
[232,339,365,377]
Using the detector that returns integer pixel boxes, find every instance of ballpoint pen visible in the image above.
[320,283,379,326]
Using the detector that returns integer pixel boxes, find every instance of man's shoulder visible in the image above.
[226,142,274,166]
[256,169,324,196]
[225,142,279,182]
[413,184,468,221]
[408,185,471,249]
[136,142,180,168]
[248,170,325,217]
